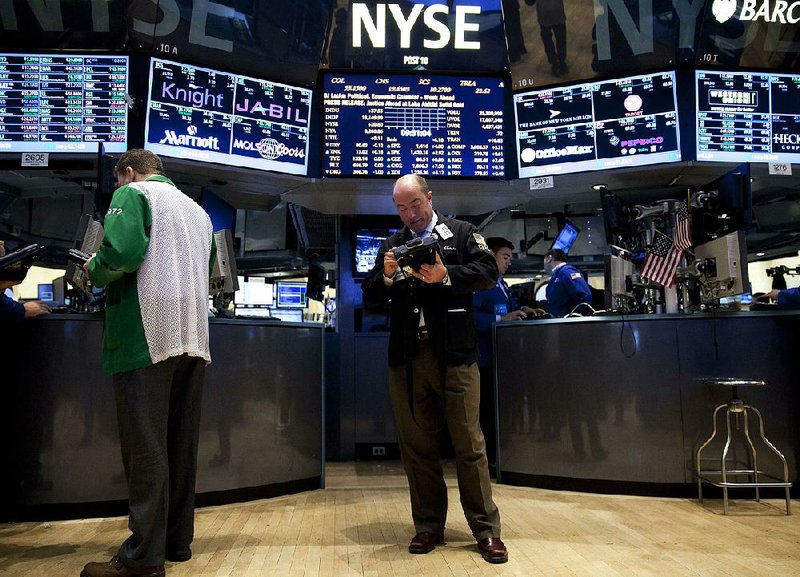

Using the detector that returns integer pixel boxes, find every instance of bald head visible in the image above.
[393,174,433,234]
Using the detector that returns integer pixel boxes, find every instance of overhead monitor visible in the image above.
[696,70,800,164]
[550,220,580,254]
[275,281,307,308]
[514,71,681,178]
[322,72,507,177]
[145,57,312,176]
[0,53,128,153]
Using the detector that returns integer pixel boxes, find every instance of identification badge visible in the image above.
[494,304,508,316]
[435,223,454,240]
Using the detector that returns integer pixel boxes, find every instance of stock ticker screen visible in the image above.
[696,70,800,164]
[322,73,506,178]
[0,53,128,153]
[145,58,311,176]
[514,71,681,178]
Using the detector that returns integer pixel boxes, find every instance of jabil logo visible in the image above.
[712,0,800,24]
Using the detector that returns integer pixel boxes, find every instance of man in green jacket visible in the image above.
[81,149,216,577]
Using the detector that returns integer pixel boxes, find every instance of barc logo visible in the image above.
[712,0,737,23]
[232,137,306,160]
[712,0,800,23]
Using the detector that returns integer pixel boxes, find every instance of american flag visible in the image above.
[641,234,682,287]
[674,201,691,251]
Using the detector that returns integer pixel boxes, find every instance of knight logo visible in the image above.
[232,137,306,161]
[159,125,220,151]
[713,0,800,23]
[712,0,737,23]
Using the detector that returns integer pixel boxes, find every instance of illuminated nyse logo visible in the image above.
[233,137,306,161]
[352,2,482,50]
[161,82,224,109]
[712,0,800,23]
[159,125,220,150]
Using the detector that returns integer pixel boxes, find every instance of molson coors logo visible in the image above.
[712,0,800,24]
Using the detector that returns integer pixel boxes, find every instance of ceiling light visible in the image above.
[756,252,765,257]
[591,183,607,191]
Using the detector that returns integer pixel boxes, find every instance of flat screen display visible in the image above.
[550,220,580,254]
[696,70,800,164]
[275,281,307,308]
[145,58,312,175]
[354,229,398,274]
[323,72,506,177]
[0,53,128,153]
[514,71,681,178]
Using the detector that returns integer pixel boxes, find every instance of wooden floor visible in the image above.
[1,461,798,576]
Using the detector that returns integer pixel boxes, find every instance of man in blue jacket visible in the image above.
[0,240,49,321]
[473,237,541,467]
[544,248,592,317]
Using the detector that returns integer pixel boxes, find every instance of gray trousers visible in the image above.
[113,354,205,568]
[388,341,500,541]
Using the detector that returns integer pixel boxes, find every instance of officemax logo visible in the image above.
[712,0,800,24]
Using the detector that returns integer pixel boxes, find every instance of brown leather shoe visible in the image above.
[408,531,444,554]
[80,555,165,577]
[477,537,508,564]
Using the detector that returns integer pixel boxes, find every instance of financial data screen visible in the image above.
[145,58,312,175]
[0,53,128,153]
[514,71,680,177]
[696,70,800,164]
[323,73,506,177]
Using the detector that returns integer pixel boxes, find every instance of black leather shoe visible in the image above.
[80,556,165,577]
[408,531,444,554]
[165,547,192,562]
[477,537,508,564]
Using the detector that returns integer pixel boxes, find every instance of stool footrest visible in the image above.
[697,473,792,489]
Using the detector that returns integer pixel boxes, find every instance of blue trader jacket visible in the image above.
[546,263,592,318]
[473,280,518,368]
[778,287,800,309]
[1,293,24,321]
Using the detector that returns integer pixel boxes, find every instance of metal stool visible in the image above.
[695,378,792,515]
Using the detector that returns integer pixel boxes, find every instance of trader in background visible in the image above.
[362,175,508,564]
[758,286,800,309]
[473,237,542,469]
[81,149,216,577]
[0,240,49,320]
[543,248,592,317]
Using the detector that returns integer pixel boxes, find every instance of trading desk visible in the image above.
[494,311,800,496]
[1,315,324,521]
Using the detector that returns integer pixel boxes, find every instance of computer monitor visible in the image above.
[267,308,304,323]
[550,220,580,254]
[275,281,307,308]
[605,254,634,298]
[65,214,104,295]
[354,229,397,275]
[210,229,239,295]
[37,283,54,302]
[236,278,274,307]
[694,230,749,302]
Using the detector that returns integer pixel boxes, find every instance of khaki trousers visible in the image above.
[388,341,500,540]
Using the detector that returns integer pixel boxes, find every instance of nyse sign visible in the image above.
[352,2,482,50]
